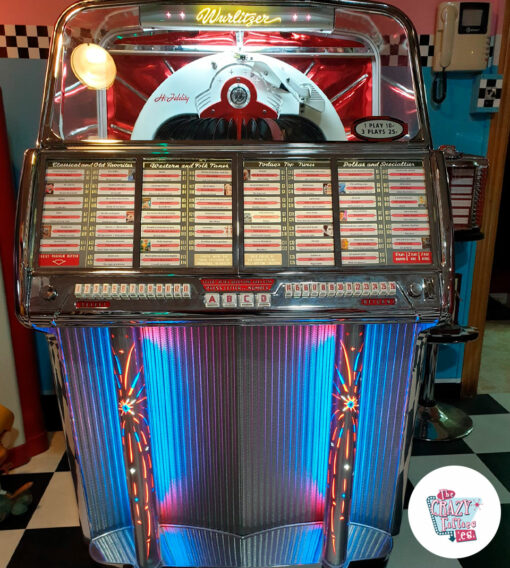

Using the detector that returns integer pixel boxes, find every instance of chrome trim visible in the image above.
[163,59,175,74]
[108,46,376,56]
[96,90,108,139]
[304,61,316,75]
[88,522,392,566]
[115,76,149,101]
[68,124,99,137]
[330,73,369,102]
[444,153,488,230]
[54,80,83,101]
[110,123,134,135]
[33,139,431,154]
[431,150,454,319]
[46,333,92,538]
[388,328,428,533]
[15,149,39,326]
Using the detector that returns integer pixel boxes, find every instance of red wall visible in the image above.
[0,1,71,26]
[0,0,505,33]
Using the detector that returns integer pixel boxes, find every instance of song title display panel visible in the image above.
[141,159,233,268]
[37,157,432,272]
[242,159,335,268]
[38,158,234,270]
[40,160,136,269]
[338,160,432,266]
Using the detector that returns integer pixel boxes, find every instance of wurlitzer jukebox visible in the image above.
[16,1,452,567]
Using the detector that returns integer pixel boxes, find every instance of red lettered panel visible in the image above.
[38,253,80,267]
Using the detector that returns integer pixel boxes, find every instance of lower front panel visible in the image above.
[49,323,428,568]
[143,326,335,534]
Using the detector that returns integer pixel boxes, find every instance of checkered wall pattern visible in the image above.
[419,34,435,68]
[0,25,52,59]
[476,77,503,109]
[380,34,408,67]
[379,34,436,68]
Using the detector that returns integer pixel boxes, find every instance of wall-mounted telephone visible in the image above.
[432,2,491,103]
[433,2,491,72]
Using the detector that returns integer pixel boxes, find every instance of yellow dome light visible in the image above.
[70,43,117,90]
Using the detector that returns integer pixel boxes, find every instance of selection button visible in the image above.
[204,293,220,308]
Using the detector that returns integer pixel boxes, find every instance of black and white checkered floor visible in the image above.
[1,393,510,568]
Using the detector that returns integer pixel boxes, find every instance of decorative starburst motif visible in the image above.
[342,395,358,413]
[324,331,364,562]
[119,398,135,416]
[112,338,159,564]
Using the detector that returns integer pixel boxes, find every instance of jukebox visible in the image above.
[15,1,452,567]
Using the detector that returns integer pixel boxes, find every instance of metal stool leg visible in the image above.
[414,337,474,442]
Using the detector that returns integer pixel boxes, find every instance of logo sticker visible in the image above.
[427,489,481,542]
[408,466,501,558]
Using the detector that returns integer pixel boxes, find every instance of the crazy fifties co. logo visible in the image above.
[408,466,501,559]
[427,489,482,543]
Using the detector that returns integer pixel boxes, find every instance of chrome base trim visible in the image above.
[90,527,137,567]
[414,402,473,441]
[89,522,392,567]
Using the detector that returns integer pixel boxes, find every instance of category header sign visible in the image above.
[140,4,334,31]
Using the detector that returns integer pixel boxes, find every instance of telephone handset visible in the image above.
[433,2,491,72]
[432,2,491,104]
[439,4,459,69]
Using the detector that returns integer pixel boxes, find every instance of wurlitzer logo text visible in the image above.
[427,489,482,543]
[196,7,282,27]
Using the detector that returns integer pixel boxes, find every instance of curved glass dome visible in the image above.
[42,1,430,145]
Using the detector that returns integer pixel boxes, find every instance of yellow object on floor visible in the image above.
[0,404,15,471]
